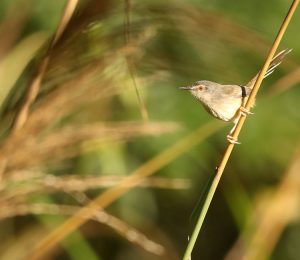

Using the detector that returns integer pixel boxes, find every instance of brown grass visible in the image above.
[0,1,299,260]
[12,0,79,132]
[226,143,300,260]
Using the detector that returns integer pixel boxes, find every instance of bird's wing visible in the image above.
[221,84,251,98]
[246,49,292,88]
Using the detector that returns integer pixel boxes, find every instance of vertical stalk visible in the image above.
[182,1,299,259]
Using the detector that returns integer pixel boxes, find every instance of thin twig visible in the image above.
[12,0,78,133]
[182,1,299,259]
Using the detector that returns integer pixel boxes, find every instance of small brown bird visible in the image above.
[180,49,291,143]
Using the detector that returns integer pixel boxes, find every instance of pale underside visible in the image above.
[201,95,243,122]
[199,84,251,122]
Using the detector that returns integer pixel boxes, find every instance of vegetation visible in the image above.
[0,1,299,259]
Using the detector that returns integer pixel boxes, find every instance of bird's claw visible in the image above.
[227,134,241,144]
[239,106,253,116]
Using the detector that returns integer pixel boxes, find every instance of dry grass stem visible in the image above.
[0,175,190,202]
[12,0,78,133]
[1,2,298,259]
[226,0,299,143]
[182,1,299,258]
[0,121,179,174]
[0,203,164,256]
[27,121,223,259]
[23,175,190,192]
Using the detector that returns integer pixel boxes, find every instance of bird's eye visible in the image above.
[197,85,204,91]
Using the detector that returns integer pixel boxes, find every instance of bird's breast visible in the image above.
[202,97,242,122]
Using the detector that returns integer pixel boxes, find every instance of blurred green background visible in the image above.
[0,0,300,259]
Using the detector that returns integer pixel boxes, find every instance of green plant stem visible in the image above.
[182,0,299,259]
[183,168,222,260]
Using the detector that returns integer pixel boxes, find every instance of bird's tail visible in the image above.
[246,49,292,88]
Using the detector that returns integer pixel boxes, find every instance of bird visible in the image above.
[180,49,292,144]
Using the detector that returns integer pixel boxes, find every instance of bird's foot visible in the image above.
[227,134,240,144]
[239,106,253,117]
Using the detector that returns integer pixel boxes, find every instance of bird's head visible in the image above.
[180,80,215,102]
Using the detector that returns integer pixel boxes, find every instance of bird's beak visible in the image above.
[179,86,192,90]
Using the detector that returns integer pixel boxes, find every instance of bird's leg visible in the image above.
[227,121,240,144]
[239,95,254,116]
[227,104,254,144]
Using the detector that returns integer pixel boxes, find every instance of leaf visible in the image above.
[0,32,49,108]
[190,172,215,225]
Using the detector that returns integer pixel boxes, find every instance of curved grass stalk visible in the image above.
[182,1,300,259]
